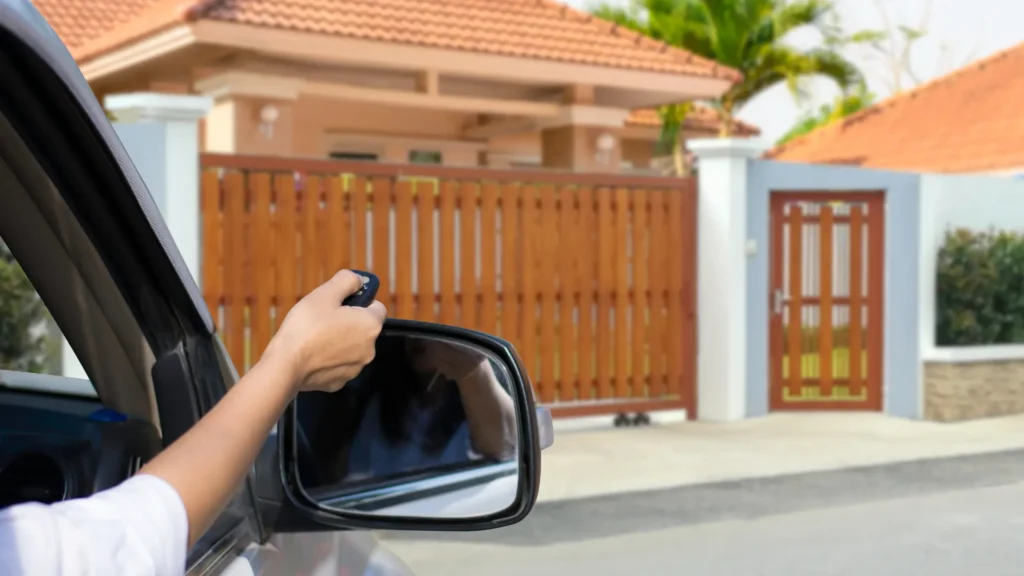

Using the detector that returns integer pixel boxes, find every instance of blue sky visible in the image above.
[564,0,1021,143]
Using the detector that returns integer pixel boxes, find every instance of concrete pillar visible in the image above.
[202,95,295,156]
[61,92,211,380]
[540,125,622,172]
[193,71,301,156]
[688,138,767,421]
[536,105,630,172]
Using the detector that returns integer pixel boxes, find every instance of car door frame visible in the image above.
[0,2,267,572]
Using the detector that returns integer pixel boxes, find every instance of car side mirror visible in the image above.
[279,319,552,530]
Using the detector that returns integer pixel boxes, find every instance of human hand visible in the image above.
[262,269,387,394]
[418,340,487,382]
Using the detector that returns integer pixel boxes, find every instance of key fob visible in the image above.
[342,270,379,308]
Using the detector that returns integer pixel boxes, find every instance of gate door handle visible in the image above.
[772,289,785,315]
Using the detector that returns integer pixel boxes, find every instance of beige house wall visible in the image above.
[126,74,687,172]
[622,139,656,170]
[199,92,662,171]
[486,132,657,170]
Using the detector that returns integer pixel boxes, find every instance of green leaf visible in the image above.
[935,227,1024,345]
[589,0,866,136]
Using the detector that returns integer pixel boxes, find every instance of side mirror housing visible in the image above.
[276,319,552,531]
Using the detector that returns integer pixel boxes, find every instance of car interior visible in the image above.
[0,105,165,509]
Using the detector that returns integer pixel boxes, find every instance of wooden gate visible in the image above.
[199,154,697,418]
[769,192,885,411]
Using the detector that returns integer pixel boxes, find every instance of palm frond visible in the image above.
[590,2,648,34]
[728,43,862,109]
[771,0,834,39]
[586,0,865,137]
[799,47,865,90]
[776,86,875,145]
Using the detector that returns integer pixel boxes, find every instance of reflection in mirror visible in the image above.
[295,332,521,519]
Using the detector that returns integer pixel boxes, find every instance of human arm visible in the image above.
[139,269,386,548]
[0,270,386,576]
[136,344,300,548]
[453,359,517,460]
[0,474,188,576]
[422,341,516,460]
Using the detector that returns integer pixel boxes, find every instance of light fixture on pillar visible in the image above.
[258,103,279,139]
[595,131,616,165]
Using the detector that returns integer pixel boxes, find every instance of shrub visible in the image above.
[0,240,52,372]
[935,228,1024,345]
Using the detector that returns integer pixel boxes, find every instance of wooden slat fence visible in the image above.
[200,154,697,417]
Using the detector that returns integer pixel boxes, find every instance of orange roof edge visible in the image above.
[538,0,743,84]
[71,0,217,63]
[74,0,743,85]
[766,39,1024,161]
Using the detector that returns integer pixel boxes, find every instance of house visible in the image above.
[767,42,1024,175]
[39,0,756,173]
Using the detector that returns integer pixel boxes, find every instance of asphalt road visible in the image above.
[380,448,1024,575]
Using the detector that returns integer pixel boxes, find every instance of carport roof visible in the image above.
[627,107,761,136]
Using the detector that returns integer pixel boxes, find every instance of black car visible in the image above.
[0,0,552,573]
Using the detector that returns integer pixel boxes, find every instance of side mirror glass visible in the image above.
[284,320,548,529]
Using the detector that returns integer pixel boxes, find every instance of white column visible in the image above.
[61,93,211,380]
[688,138,766,421]
[104,92,212,280]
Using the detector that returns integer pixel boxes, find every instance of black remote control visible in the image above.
[342,270,379,308]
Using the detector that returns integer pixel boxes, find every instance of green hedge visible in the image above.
[936,228,1024,345]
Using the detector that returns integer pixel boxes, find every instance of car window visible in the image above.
[0,236,95,397]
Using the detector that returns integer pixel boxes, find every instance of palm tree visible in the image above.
[654,101,693,175]
[592,0,864,147]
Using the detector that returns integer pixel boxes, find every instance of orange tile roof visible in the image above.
[42,0,740,84]
[767,42,1024,172]
[627,106,760,136]
[33,0,161,49]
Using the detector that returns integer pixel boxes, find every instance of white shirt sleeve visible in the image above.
[0,474,189,576]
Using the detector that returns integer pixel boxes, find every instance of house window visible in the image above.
[409,150,442,164]
[330,151,378,162]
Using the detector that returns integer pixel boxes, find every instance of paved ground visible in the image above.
[537,412,1024,502]
[380,448,1024,575]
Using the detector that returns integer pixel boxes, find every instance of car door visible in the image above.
[0,1,418,575]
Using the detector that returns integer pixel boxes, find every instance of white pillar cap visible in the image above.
[688,137,769,160]
[104,92,213,123]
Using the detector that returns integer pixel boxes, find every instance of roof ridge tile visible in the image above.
[181,0,226,20]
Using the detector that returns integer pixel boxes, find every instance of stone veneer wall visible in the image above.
[924,359,1024,422]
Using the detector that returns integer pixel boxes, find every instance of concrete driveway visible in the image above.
[536,412,1024,502]
[381,447,1024,575]
[377,412,1024,574]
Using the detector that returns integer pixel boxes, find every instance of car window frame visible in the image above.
[0,5,264,572]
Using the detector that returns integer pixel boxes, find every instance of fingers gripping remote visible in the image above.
[342,270,380,308]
